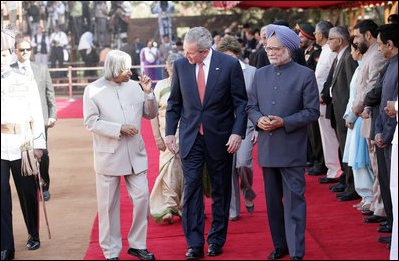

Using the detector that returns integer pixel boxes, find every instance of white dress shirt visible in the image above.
[315,44,337,94]
[50,30,68,47]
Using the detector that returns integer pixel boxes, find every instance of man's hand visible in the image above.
[264,115,284,132]
[155,137,166,151]
[360,107,371,119]
[226,134,242,154]
[34,149,43,162]
[319,96,325,105]
[48,118,56,128]
[165,135,176,154]
[138,71,152,94]
[257,116,271,131]
[375,133,387,148]
[251,131,258,145]
[120,125,138,137]
[384,101,397,118]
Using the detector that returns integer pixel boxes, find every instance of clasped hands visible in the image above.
[165,133,243,155]
[257,115,284,132]
[121,125,138,137]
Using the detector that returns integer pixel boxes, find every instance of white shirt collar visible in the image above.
[201,48,212,67]
[17,60,31,69]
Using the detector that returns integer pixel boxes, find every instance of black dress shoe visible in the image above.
[339,193,361,201]
[1,250,15,260]
[379,220,388,227]
[377,225,392,233]
[207,244,223,256]
[185,247,204,260]
[27,235,40,250]
[106,258,118,260]
[361,210,374,216]
[331,183,345,192]
[291,257,303,260]
[318,177,339,184]
[335,192,348,198]
[307,167,325,176]
[363,215,386,223]
[378,235,391,243]
[268,247,289,259]
[127,248,155,260]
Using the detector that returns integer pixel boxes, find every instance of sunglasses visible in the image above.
[18,48,32,52]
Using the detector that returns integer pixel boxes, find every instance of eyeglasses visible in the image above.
[327,37,339,41]
[18,48,32,52]
[265,46,284,53]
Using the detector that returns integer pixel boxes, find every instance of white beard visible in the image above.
[269,48,291,66]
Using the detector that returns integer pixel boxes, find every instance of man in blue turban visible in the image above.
[247,24,320,260]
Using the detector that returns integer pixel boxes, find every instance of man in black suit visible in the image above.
[321,26,360,201]
[165,27,247,259]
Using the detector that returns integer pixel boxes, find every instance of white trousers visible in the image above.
[96,172,150,259]
[390,142,398,260]
[318,107,342,178]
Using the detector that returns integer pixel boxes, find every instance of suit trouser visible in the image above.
[39,126,50,191]
[333,116,356,195]
[318,112,342,178]
[376,145,393,227]
[367,139,386,216]
[262,167,306,258]
[307,120,326,170]
[96,172,150,259]
[1,159,39,251]
[181,134,233,248]
[390,142,398,260]
[230,124,256,217]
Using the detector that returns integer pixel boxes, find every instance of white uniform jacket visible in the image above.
[1,69,46,161]
[83,77,158,176]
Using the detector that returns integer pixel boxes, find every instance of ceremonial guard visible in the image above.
[1,29,46,260]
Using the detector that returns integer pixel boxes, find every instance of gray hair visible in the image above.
[166,53,183,66]
[330,26,350,41]
[260,26,267,36]
[184,27,212,52]
[316,21,333,39]
[103,50,131,80]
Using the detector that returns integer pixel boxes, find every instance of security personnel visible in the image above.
[297,23,322,71]
[1,29,46,260]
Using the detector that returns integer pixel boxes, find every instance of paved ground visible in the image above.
[10,119,98,260]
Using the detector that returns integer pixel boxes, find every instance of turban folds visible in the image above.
[266,24,300,53]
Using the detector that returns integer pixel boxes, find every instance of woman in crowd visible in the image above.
[343,36,374,213]
[140,39,159,88]
[150,53,184,224]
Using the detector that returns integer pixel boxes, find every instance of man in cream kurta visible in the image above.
[83,50,157,260]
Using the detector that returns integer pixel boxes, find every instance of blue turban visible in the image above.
[265,24,300,53]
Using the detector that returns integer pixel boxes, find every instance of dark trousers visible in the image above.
[39,126,50,191]
[307,121,326,170]
[262,167,306,258]
[50,46,64,78]
[1,159,39,251]
[376,145,393,227]
[181,134,233,248]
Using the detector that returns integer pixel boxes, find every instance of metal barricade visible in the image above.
[48,64,166,102]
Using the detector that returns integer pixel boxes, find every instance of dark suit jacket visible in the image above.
[247,60,320,167]
[11,62,57,125]
[166,50,248,160]
[321,47,358,131]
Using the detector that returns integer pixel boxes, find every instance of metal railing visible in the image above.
[48,64,166,102]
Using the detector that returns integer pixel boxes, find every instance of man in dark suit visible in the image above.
[165,27,247,260]
[321,26,359,201]
[247,24,320,260]
[12,37,57,202]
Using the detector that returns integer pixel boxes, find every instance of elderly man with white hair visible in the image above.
[247,24,320,260]
[83,50,158,260]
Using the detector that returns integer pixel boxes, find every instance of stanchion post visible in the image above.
[67,66,75,102]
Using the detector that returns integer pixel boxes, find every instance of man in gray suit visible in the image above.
[247,24,320,260]
[12,36,57,202]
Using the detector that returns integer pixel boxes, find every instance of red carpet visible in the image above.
[57,101,390,260]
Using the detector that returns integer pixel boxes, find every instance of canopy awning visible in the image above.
[213,1,390,10]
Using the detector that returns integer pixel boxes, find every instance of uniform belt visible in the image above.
[1,122,32,134]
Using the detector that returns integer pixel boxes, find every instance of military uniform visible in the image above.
[1,66,46,256]
[304,42,321,72]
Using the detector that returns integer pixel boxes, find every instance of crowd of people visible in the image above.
[1,4,398,261]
